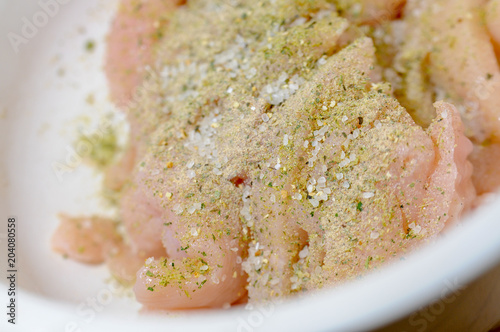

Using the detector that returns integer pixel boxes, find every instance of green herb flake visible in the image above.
[365,256,373,269]
[85,40,95,52]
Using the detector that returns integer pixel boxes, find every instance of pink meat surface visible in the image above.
[106,243,150,285]
[122,37,475,306]
[122,158,248,309]
[336,0,406,25]
[241,42,476,301]
[402,0,500,142]
[54,0,484,311]
[103,0,186,191]
[470,142,500,195]
[52,214,122,264]
[486,0,500,54]
[105,0,184,107]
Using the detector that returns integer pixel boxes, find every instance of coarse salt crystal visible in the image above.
[187,170,196,179]
[303,140,309,148]
[339,159,349,167]
[173,204,183,215]
[316,192,328,201]
[262,113,270,122]
[370,231,380,239]
[309,198,320,207]
[342,181,350,189]
[342,115,348,123]
[413,225,422,234]
[246,67,257,79]
[187,161,195,168]
[363,192,375,198]
[299,246,309,259]
[270,194,276,203]
[283,134,289,146]
[336,173,344,180]
[227,87,233,93]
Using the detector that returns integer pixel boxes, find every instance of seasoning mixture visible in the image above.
[52,0,500,310]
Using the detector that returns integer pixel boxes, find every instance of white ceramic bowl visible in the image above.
[1,1,500,331]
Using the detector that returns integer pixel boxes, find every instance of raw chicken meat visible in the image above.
[52,214,121,264]
[105,0,185,107]
[486,0,500,53]
[52,0,491,311]
[378,0,500,196]
[333,0,406,25]
[393,0,500,142]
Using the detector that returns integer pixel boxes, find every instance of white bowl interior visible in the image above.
[1,1,500,331]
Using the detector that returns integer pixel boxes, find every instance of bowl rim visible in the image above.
[1,1,500,331]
